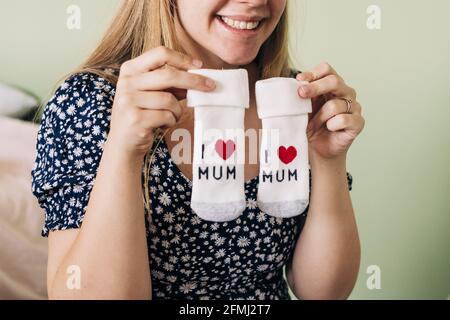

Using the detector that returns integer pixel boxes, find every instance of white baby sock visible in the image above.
[255,78,312,218]
[187,69,249,222]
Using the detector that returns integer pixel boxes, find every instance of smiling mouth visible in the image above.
[216,15,264,32]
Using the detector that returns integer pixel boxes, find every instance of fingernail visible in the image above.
[299,85,309,96]
[191,59,203,68]
[299,80,310,86]
[205,78,216,89]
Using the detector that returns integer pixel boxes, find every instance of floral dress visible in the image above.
[31,72,353,300]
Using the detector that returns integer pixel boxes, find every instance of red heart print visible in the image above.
[278,146,297,164]
[215,139,236,160]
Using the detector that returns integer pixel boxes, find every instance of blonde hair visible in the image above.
[40,0,295,218]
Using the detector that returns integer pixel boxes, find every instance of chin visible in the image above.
[215,47,260,67]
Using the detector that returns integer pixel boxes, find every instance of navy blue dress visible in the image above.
[31,72,353,300]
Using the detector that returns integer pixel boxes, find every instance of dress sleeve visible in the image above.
[31,73,115,237]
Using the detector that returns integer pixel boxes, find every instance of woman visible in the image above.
[32,0,365,300]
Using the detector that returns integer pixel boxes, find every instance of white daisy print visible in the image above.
[76,98,86,107]
[158,192,171,206]
[74,159,84,169]
[246,198,257,209]
[237,236,250,248]
[163,212,174,223]
[56,94,68,104]
[215,249,226,258]
[180,281,197,294]
[73,147,83,157]
[92,125,101,136]
[151,165,162,176]
[67,105,76,116]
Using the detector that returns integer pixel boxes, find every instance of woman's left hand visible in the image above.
[296,62,365,161]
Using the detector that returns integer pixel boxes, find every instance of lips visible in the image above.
[216,15,265,33]
[219,16,260,30]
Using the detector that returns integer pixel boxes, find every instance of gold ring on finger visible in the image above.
[338,97,353,114]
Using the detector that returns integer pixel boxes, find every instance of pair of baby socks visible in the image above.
[186,69,312,222]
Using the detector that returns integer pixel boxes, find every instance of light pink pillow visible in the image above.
[0,116,47,299]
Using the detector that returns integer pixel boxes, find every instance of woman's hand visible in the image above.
[296,62,365,162]
[108,46,216,161]
[287,65,362,300]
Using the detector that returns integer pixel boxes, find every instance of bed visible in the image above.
[0,115,47,299]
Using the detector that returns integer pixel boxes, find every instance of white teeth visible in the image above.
[220,16,260,30]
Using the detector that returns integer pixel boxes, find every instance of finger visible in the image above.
[296,72,314,82]
[133,66,216,92]
[129,91,183,121]
[350,100,362,115]
[165,87,188,100]
[143,109,178,129]
[308,99,349,132]
[120,46,203,76]
[326,113,365,133]
[306,62,338,81]
[298,74,354,99]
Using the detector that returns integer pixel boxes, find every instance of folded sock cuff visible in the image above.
[256,77,312,118]
[187,69,249,109]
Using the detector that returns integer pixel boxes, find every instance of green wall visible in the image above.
[0,0,120,98]
[1,0,449,299]
[291,0,450,299]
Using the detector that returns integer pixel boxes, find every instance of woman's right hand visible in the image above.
[107,46,216,161]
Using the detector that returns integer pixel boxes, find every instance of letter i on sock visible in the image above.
[187,69,249,222]
[255,78,312,218]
